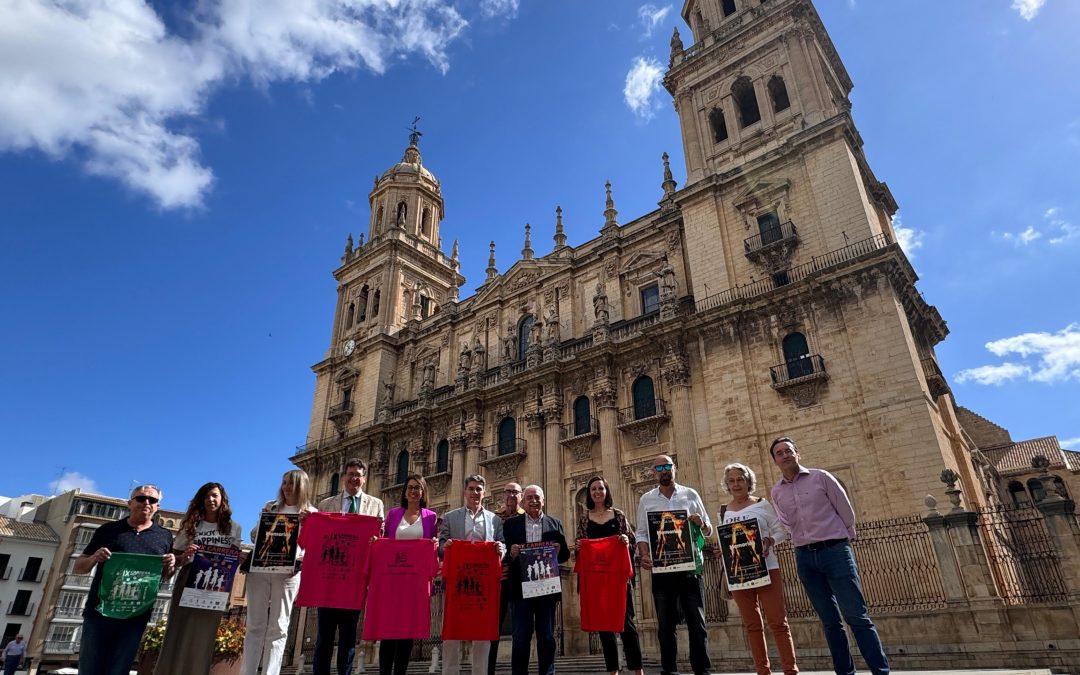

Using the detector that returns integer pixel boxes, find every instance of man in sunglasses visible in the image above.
[74,484,176,675]
[636,455,714,675]
[489,482,526,675]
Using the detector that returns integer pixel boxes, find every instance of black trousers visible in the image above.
[488,578,512,675]
[314,607,360,675]
[597,582,643,671]
[651,572,711,675]
[378,639,413,675]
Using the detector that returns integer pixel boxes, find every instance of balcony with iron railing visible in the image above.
[744,221,800,271]
[920,355,951,399]
[327,400,354,424]
[616,398,669,427]
[45,640,80,654]
[479,438,527,463]
[7,601,34,616]
[559,418,600,461]
[695,233,891,314]
[63,574,93,588]
[770,354,827,388]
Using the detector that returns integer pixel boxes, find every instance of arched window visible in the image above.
[372,289,381,317]
[329,473,340,495]
[732,76,761,128]
[421,207,432,237]
[498,417,517,456]
[632,376,657,420]
[358,285,369,322]
[768,75,790,113]
[1008,481,1028,505]
[573,396,592,436]
[436,440,450,473]
[396,201,408,226]
[694,10,706,37]
[783,332,812,379]
[376,205,384,229]
[517,315,534,361]
[396,451,410,485]
[1027,478,1046,503]
[1053,476,1069,499]
[722,0,737,16]
[345,303,355,329]
[709,108,728,143]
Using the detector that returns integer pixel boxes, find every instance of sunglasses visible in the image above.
[654,463,674,472]
[133,495,160,505]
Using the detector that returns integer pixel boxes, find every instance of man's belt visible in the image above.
[796,537,848,552]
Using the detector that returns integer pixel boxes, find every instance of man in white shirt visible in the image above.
[2,634,26,675]
[314,458,385,675]
[438,474,506,674]
[636,454,714,675]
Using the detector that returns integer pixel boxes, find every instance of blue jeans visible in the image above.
[77,610,151,675]
[314,607,360,675]
[795,542,889,675]
[510,596,558,675]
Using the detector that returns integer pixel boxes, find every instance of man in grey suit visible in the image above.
[314,458,385,675]
[438,474,506,675]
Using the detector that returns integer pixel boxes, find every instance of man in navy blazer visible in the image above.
[503,485,570,675]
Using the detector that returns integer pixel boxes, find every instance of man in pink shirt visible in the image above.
[769,437,889,675]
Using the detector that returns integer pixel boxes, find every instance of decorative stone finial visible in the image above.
[661,152,677,199]
[553,206,567,250]
[403,117,422,165]
[486,241,498,281]
[669,27,684,67]
[522,223,534,260]
[602,181,619,232]
[924,494,939,516]
[451,239,459,263]
[344,233,353,255]
[939,469,963,512]
[358,232,365,247]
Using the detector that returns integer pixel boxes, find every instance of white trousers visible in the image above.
[442,640,490,675]
[241,571,300,675]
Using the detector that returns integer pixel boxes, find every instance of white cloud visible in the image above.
[0,0,474,210]
[1061,436,1080,449]
[1012,0,1047,20]
[955,362,1030,386]
[995,207,1078,247]
[637,4,672,38]
[623,56,664,121]
[892,213,924,260]
[479,0,519,19]
[956,323,1080,385]
[49,471,99,495]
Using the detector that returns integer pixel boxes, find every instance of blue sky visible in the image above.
[1,0,1077,531]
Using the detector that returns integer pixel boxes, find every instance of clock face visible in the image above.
[343,339,356,356]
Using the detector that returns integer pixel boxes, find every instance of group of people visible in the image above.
[72,436,889,675]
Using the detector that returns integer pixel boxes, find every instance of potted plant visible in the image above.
[138,616,245,675]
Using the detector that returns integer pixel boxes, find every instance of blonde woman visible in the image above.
[720,463,797,675]
[241,469,316,675]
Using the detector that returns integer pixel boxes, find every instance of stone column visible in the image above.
[942,509,1000,606]
[662,346,701,490]
[448,438,466,508]
[543,417,565,522]
[1034,490,1080,600]
[922,499,967,604]
[593,382,624,509]
[523,410,545,488]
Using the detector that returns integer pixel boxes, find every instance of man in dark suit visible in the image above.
[503,485,570,675]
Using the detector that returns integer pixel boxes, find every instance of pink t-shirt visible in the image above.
[295,512,381,610]
[362,538,439,640]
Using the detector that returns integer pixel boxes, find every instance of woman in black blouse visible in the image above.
[576,476,644,675]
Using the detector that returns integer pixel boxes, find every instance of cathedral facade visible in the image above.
[292,0,989,529]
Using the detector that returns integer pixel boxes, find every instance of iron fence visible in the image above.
[773,514,946,618]
[976,503,1068,604]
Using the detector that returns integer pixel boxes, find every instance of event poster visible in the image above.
[519,542,561,599]
[97,552,163,619]
[718,518,770,591]
[647,510,695,573]
[442,541,502,641]
[250,512,300,574]
[179,545,241,611]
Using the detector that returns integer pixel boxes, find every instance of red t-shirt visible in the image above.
[362,538,439,640]
[295,512,381,610]
[574,536,633,632]
[441,540,502,641]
